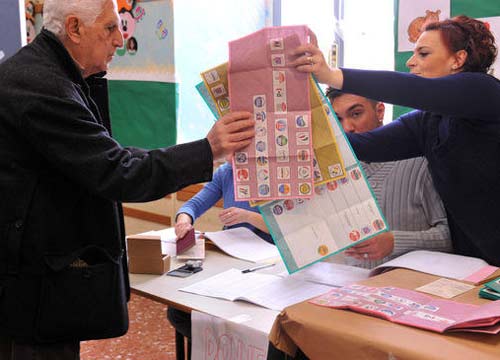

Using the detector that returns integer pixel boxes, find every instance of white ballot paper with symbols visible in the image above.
[260,80,389,273]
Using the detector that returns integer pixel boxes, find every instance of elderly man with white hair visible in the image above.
[0,0,254,358]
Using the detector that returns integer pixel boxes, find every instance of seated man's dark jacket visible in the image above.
[0,29,213,343]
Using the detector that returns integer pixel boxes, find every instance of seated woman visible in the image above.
[174,161,272,243]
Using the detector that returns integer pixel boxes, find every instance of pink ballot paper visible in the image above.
[228,26,314,201]
[310,284,500,334]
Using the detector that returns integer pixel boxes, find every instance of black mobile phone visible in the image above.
[166,263,203,278]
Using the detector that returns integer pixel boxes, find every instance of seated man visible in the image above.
[326,88,452,268]
[168,161,272,358]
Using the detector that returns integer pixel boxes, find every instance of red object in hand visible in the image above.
[176,228,196,254]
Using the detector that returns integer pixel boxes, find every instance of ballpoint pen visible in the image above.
[241,263,276,273]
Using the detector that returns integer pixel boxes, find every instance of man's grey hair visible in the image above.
[43,0,110,38]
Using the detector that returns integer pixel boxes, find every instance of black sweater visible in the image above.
[0,29,213,342]
[343,68,500,266]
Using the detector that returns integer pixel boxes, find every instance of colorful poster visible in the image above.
[0,1,25,63]
[228,26,314,201]
[106,0,177,148]
[107,0,175,82]
[397,0,450,52]
[259,83,388,273]
[479,16,500,79]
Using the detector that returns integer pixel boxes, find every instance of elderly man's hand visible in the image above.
[207,111,255,160]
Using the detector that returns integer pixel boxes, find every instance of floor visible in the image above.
[81,293,177,360]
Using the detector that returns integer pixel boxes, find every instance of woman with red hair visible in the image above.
[294,16,500,266]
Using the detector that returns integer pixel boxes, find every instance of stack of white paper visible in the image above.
[204,227,280,263]
[180,268,332,311]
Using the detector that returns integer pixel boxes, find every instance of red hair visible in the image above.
[425,15,497,73]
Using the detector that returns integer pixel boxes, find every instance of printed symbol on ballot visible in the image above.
[273,70,286,83]
[257,169,269,181]
[253,95,266,108]
[255,111,267,121]
[315,184,326,195]
[298,166,311,179]
[236,168,249,182]
[270,38,284,50]
[349,230,361,241]
[278,183,291,196]
[258,184,270,196]
[295,115,308,128]
[235,152,248,164]
[204,70,220,84]
[256,126,267,137]
[326,181,338,191]
[277,166,290,179]
[329,164,344,178]
[283,199,294,211]
[275,101,287,113]
[276,135,288,147]
[296,132,310,145]
[272,205,284,215]
[297,149,310,162]
[271,54,285,66]
[275,119,287,132]
[217,97,230,111]
[256,156,268,166]
[350,168,362,180]
[211,84,226,97]
[323,104,331,115]
[237,185,250,198]
[372,219,385,230]
[318,245,329,256]
[299,183,312,195]
[255,140,266,152]
[277,150,289,163]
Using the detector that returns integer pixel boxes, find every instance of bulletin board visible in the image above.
[394,0,500,118]
[25,0,177,149]
[107,0,176,149]
[0,1,25,63]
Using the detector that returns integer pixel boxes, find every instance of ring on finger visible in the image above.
[307,56,314,65]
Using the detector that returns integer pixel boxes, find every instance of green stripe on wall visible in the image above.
[451,1,500,17]
[108,80,177,149]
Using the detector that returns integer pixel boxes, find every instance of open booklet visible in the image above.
[203,227,280,263]
[310,284,500,334]
[180,268,331,311]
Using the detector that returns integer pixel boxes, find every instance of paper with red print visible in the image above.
[259,80,388,273]
[310,284,500,334]
[228,26,314,201]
